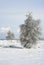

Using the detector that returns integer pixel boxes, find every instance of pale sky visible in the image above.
[0,0,44,39]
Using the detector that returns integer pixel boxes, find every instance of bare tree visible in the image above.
[20,13,41,48]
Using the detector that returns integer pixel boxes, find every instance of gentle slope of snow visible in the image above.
[0,40,44,48]
[0,40,44,65]
[0,48,44,65]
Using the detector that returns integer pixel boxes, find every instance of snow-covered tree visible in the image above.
[6,31,15,40]
[20,13,41,48]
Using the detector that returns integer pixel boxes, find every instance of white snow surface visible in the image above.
[0,40,44,48]
[0,48,44,65]
[0,40,44,65]
[0,40,22,47]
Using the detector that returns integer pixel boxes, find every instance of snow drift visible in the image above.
[0,40,44,48]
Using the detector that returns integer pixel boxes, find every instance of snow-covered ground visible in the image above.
[0,40,44,48]
[0,40,44,65]
[0,40,22,48]
[0,48,44,65]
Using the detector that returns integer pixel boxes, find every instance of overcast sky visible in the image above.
[0,0,44,39]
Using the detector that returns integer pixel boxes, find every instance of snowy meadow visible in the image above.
[0,40,44,65]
